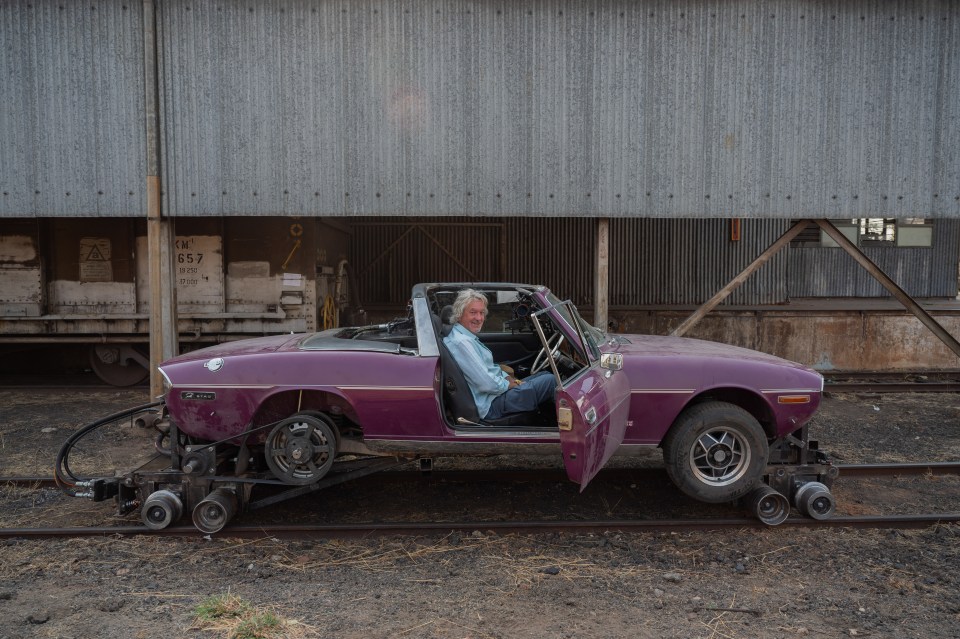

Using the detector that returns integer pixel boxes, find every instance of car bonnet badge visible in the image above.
[204,357,225,372]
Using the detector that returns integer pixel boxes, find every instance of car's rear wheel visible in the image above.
[264,414,337,485]
[661,401,768,504]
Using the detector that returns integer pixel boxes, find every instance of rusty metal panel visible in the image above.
[156,0,960,219]
[0,0,146,217]
[609,218,789,306]
[0,221,43,316]
[45,219,137,313]
[788,220,960,298]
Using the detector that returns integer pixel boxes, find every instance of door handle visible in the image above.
[585,407,597,425]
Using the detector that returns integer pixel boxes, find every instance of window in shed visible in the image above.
[790,219,932,248]
[857,218,897,244]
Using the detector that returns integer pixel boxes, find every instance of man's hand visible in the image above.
[507,375,522,389]
[499,364,515,376]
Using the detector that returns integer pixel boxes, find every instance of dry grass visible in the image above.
[191,592,317,639]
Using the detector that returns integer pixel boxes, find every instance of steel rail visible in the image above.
[836,462,960,477]
[826,382,960,393]
[4,462,960,490]
[823,371,960,394]
[1,514,958,540]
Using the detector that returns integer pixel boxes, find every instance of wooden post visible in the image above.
[594,218,609,329]
[671,219,811,337]
[144,0,178,397]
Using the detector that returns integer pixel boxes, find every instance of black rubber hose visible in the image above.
[55,400,165,495]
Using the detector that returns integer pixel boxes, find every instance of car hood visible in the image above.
[609,333,813,371]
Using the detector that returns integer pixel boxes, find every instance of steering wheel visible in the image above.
[532,333,565,374]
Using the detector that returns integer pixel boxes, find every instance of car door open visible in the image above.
[531,299,631,489]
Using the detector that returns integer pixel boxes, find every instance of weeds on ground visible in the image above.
[192,592,313,639]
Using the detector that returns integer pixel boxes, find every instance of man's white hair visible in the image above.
[451,288,488,323]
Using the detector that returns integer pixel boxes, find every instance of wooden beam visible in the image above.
[145,0,178,397]
[814,219,960,359]
[594,218,609,329]
[670,219,812,337]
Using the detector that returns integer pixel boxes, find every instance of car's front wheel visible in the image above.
[661,401,768,504]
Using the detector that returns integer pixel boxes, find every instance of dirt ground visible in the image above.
[0,389,959,639]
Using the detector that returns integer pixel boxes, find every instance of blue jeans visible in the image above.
[484,371,556,420]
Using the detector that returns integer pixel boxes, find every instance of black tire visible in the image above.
[293,410,342,448]
[264,414,337,485]
[661,401,768,504]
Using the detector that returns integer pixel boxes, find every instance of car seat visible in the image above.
[434,305,540,427]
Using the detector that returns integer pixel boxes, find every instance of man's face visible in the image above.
[459,299,487,335]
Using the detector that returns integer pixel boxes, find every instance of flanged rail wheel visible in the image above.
[662,401,768,504]
[264,414,337,485]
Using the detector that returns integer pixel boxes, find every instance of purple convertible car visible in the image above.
[59,283,836,532]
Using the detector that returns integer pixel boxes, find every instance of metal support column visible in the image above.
[594,218,609,329]
[144,0,178,397]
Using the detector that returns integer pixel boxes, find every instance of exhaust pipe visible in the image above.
[192,488,238,534]
[744,485,790,526]
[142,490,183,530]
[793,481,836,520]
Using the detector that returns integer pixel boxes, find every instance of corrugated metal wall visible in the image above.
[610,218,790,305]
[506,218,597,306]
[351,217,790,307]
[154,0,960,219]
[350,219,504,306]
[351,218,960,307]
[350,217,596,307]
[789,220,960,298]
[0,1,145,217]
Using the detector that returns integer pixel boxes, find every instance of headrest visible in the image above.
[439,305,455,337]
[440,305,454,326]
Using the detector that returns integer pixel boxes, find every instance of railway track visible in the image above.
[2,462,958,539]
[1,513,958,540]
[4,461,960,490]
[823,371,960,393]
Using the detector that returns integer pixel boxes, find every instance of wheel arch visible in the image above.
[675,386,777,441]
[249,388,362,434]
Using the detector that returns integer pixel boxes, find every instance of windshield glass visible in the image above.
[544,293,604,361]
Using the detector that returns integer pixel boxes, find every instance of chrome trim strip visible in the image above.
[171,384,274,390]
[761,389,821,394]
[630,389,695,394]
[364,440,563,455]
[336,386,433,392]
[171,384,434,392]
[362,439,661,456]
[453,431,561,440]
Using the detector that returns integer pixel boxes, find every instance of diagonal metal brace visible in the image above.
[671,219,812,337]
[814,219,960,360]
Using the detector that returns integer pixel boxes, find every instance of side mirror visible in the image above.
[600,352,623,371]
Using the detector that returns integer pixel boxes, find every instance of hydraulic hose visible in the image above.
[54,401,165,496]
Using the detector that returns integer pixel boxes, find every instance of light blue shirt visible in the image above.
[443,323,509,418]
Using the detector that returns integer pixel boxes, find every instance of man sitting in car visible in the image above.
[443,289,556,421]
